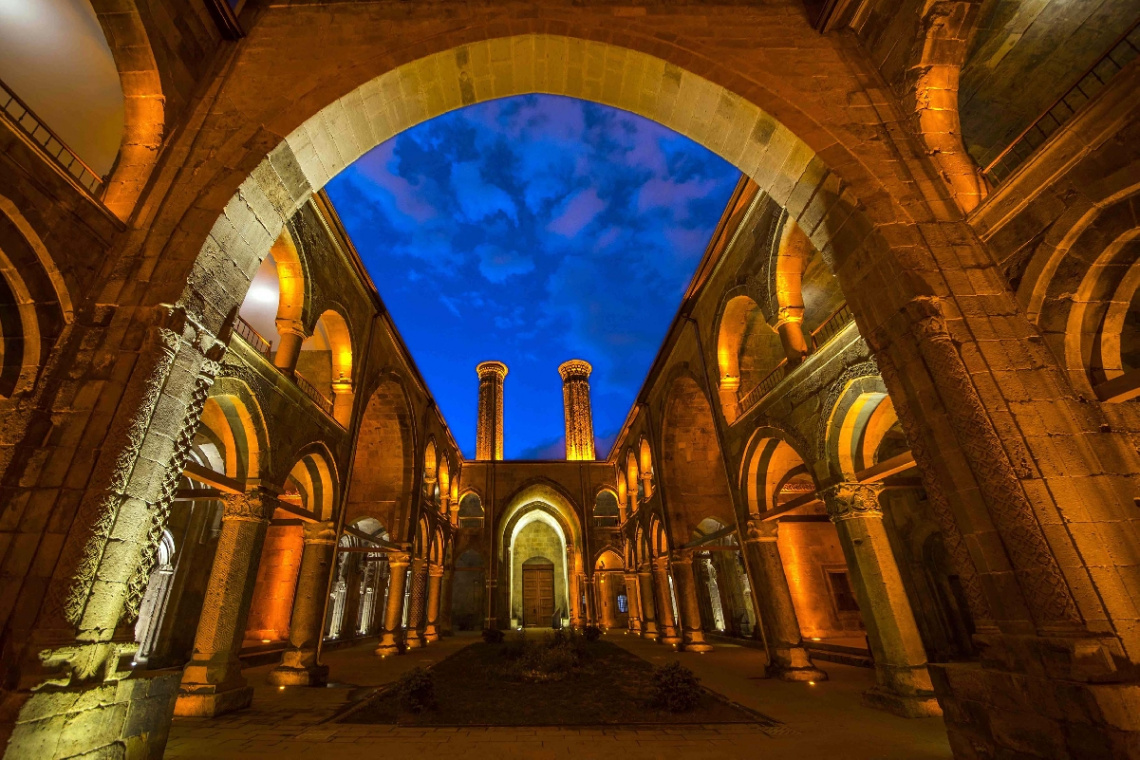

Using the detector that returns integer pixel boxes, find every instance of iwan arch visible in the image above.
[1,2,1139,759]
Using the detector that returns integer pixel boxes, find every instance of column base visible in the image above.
[267,663,329,687]
[768,646,828,682]
[405,632,426,649]
[683,632,713,652]
[641,628,659,641]
[174,684,253,717]
[375,633,401,657]
[659,633,684,647]
[424,625,440,643]
[861,685,942,718]
[6,673,180,760]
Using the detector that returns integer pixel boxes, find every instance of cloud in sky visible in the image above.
[325,95,740,459]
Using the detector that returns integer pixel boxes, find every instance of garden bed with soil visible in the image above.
[338,634,776,726]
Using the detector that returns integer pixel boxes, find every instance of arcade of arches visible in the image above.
[1,1,1139,759]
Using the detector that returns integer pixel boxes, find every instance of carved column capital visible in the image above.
[745,519,779,543]
[222,490,277,523]
[672,549,695,566]
[429,564,445,578]
[651,555,671,571]
[302,520,337,545]
[822,483,884,523]
[275,318,309,339]
[386,551,411,569]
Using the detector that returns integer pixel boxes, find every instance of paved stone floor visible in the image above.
[165,632,952,759]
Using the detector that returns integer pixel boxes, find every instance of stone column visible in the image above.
[269,520,336,686]
[439,568,454,635]
[273,319,306,375]
[331,380,354,427]
[340,555,363,639]
[672,551,713,652]
[584,575,597,626]
[475,361,508,460]
[375,552,409,656]
[652,557,682,646]
[776,311,810,369]
[823,484,940,717]
[404,558,429,649]
[637,566,658,640]
[558,359,596,460]
[743,520,827,681]
[624,571,643,633]
[423,564,445,642]
[175,490,275,716]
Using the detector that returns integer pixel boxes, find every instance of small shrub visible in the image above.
[583,625,602,641]
[395,667,436,713]
[650,661,702,713]
[500,634,529,660]
[482,628,505,644]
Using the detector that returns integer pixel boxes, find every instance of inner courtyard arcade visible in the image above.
[1,1,1140,758]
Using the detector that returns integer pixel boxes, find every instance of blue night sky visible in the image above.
[325,95,740,460]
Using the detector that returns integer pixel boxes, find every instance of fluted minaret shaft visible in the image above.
[558,359,595,461]
[475,361,508,460]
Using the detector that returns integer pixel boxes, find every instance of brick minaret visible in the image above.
[558,359,596,461]
[475,361,507,460]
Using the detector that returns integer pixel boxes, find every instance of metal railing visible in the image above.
[736,301,855,417]
[233,315,272,357]
[982,19,1140,185]
[811,301,854,349]
[294,372,336,417]
[0,78,104,197]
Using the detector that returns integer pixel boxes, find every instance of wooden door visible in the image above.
[522,564,555,627]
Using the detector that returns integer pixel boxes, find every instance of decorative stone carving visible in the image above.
[906,297,1080,628]
[822,483,884,522]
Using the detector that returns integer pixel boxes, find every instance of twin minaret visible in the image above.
[474,359,595,461]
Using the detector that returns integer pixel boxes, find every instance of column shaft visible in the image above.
[653,559,682,646]
[825,484,940,717]
[405,559,429,648]
[375,553,409,656]
[424,565,444,642]
[624,572,642,633]
[637,569,659,640]
[175,491,275,716]
[744,520,826,680]
[672,553,713,652]
[273,323,306,375]
[270,521,336,686]
[439,569,454,635]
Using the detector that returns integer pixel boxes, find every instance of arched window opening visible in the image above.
[296,309,353,424]
[716,295,782,422]
[133,530,176,664]
[458,493,484,530]
[593,490,620,528]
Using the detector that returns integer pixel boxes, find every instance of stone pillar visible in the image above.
[439,568,454,635]
[331,380,354,427]
[404,558,429,649]
[652,557,682,646]
[624,572,643,633]
[273,320,306,375]
[743,520,827,681]
[423,564,444,642]
[637,567,658,640]
[776,311,810,369]
[375,552,409,656]
[558,359,596,460]
[269,520,336,686]
[475,361,507,460]
[340,555,363,640]
[672,551,713,652]
[175,490,275,716]
[584,575,597,626]
[823,484,940,717]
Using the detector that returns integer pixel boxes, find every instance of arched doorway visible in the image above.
[509,511,569,629]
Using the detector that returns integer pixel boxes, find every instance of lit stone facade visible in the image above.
[474,361,507,461]
[1,2,1139,759]
[558,359,596,461]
